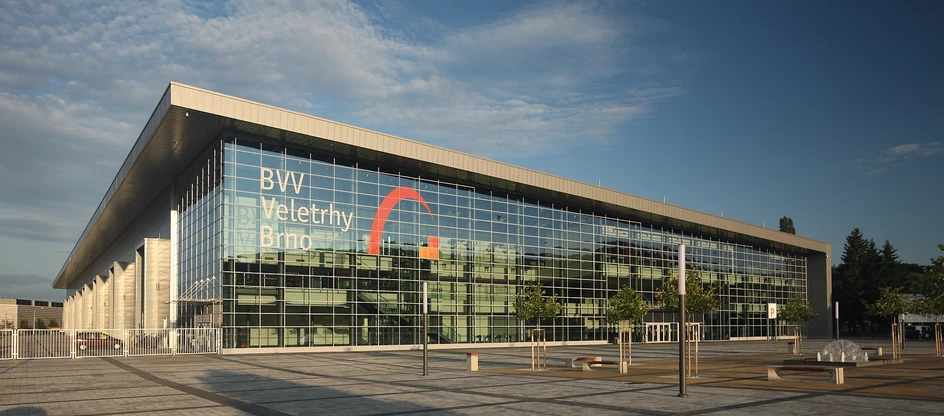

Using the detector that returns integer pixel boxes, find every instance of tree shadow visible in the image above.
[196,367,460,415]
[0,406,47,415]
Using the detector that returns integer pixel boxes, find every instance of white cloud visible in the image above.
[0,0,684,155]
[850,141,943,174]
[0,0,688,280]
[884,142,943,159]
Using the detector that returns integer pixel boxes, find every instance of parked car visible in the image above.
[75,331,123,351]
[905,325,932,341]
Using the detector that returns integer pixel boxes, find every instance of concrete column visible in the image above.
[807,252,833,338]
[117,262,136,330]
[94,275,105,329]
[76,289,84,329]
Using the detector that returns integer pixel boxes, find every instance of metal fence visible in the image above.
[1,329,13,360]
[3,328,220,360]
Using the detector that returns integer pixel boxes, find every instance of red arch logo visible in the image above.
[368,187,438,258]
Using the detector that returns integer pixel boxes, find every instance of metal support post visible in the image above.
[423,282,429,376]
[678,244,687,398]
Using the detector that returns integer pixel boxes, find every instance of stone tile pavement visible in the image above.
[0,338,941,415]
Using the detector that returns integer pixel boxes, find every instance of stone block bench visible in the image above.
[581,360,620,372]
[767,365,844,384]
[566,356,602,368]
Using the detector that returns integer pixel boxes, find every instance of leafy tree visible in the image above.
[780,295,818,353]
[606,286,650,368]
[870,287,910,358]
[607,285,650,326]
[513,282,560,330]
[18,319,29,329]
[48,318,59,328]
[915,244,944,355]
[657,266,721,320]
[0,319,14,329]
[779,216,796,234]
[514,282,560,370]
[34,318,48,329]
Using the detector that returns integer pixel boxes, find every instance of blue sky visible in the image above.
[0,0,941,301]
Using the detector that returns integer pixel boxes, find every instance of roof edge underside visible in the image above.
[54,84,175,289]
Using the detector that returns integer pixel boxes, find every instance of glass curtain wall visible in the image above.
[175,144,224,327]
[213,135,809,348]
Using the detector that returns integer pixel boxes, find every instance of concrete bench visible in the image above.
[566,356,602,368]
[767,365,844,384]
[581,360,619,372]
[860,347,883,356]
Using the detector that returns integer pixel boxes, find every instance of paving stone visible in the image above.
[0,339,941,415]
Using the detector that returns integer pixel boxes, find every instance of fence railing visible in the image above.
[2,328,220,360]
[1,329,13,360]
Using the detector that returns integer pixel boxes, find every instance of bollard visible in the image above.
[466,351,479,372]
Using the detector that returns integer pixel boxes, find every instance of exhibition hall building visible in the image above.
[55,83,832,351]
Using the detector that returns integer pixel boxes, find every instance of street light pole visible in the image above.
[423,281,429,376]
[678,244,687,398]
[835,301,839,340]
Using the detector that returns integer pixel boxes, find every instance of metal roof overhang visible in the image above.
[55,83,830,289]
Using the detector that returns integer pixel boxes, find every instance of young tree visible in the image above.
[870,288,909,359]
[514,282,560,329]
[657,265,720,376]
[915,244,944,356]
[514,282,560,370]
[48,318,60,328]
[18,319,29,330]
[779,216,796,234]
[606,286,650,369]
[657,266,721,320]
[780,295,818,354]
[0,319,14,329]
[34,318,48,329]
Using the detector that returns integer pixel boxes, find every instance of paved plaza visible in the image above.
[1,339,942,415]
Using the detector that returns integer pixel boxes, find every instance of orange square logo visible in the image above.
[420,236,439,259]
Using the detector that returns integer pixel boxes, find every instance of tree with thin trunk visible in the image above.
[915,243,944,356]
[870,288,909,359]
[514,282,560,370]
[606,285,650,371]
[780,295,818,354]
[657,266,721,319]
[658,265,720,376]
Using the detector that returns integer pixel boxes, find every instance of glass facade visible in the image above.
[176,134,809,349]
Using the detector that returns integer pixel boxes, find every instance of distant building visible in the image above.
[0,298,64,329]
[55,83,832,351]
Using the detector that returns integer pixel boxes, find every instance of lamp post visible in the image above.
[678,244,687,398]
[422,281,429,376]
[32,306,44,329]
[835,301,839,340]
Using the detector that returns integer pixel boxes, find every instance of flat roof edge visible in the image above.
[167,83,829,254]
